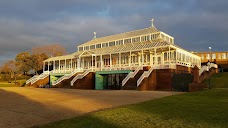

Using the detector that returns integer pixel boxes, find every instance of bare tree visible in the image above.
[1,60,17,82]
[31,43,66,57]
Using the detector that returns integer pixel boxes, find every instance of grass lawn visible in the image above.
[33,73,228,128]
[0,79,26,87]
[0,82,15,87]
[34,88,228,128]
[204,72,228,88]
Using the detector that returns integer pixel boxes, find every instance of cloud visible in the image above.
[0,0,228,65]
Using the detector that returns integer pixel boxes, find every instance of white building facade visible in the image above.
[26,20,201,89]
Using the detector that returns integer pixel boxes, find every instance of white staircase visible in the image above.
[52,69,83,86]
[199,62,218,76]
[137,67,155,87]
[71,69,92,86]
[122,69,140,87]
[26,75,39,84]
[199,66,209,76]
[26,73,49,85]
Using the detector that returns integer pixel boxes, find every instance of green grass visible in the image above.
[204,72,228,88]
[34,89,228,128]
[0,82,15,87]
[33,73,228,128]
[0,79,26,87]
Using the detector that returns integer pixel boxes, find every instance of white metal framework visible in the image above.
[42,22,201,75]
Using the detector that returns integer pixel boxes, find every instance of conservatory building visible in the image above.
[26,20,204,91]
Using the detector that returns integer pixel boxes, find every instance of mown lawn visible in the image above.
[0,79,26,87]
[34,88,228,128]
[205,72,228,88]
[0,82,15,87]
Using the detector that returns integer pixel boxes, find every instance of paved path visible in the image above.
[0,87,182,128]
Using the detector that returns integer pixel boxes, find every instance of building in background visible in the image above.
[195,51,228,71]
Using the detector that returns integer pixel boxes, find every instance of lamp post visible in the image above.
[208,47,212,89]
[209,47,212,62]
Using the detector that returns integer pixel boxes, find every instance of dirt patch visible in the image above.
[0,87,182,128]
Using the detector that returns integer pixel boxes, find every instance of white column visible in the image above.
[155,48,157,65]
[138,52,141,66]
[110,54,112,70]
[150,52,153,66]
[59,60,60,73]
[95,55,97,71]
[100,55,103,71]
[176,51,177,64]
[169,46,171,65]
[43,62,45,73]
[71,59,73,71]
[75,59,77,69]
[77,58,80,69]
[82,57,85,69]
[64,59,67,73]
[129,51,131,67]
[119,53,121,67]
[47,61,50,74]
[92,55,93,71]
[181,53,182,62]
[141,50,144,65]
[53,61,55,73]
[161,52,164,64]
[145,54,148,63]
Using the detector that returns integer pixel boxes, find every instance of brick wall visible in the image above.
[72,72,95,89]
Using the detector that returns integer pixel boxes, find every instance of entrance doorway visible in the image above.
[103,74,128,90]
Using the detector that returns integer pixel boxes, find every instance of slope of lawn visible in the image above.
[204,72,228,88]
[34,88,228,128]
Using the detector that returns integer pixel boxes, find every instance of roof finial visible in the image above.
[93,32,96,39]
[150,18,154,28]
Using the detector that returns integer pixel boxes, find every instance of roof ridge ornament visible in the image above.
[150,18,155,28]
[93,32,96,40]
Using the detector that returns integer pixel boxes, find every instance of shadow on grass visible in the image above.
[36,89,228,128]
[0,88,124,128]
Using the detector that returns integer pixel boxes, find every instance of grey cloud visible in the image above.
[0,0,228,65]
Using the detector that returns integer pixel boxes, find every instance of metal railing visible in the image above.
[26,75,39,84]
[52,69,83,86]
[71,69,92,86]
[30,73,49,84]
[137,67,155,87]
[122,67,143,86]
[199,62,218,76]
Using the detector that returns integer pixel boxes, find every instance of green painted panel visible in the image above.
[95,70,132,90]
[96,70,132,75]
[95,74,104,90]
[50,75,64,86]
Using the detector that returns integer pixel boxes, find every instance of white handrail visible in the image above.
[137,67,155,87]
[71,69,92,86]
[199,62,218,76]
[122,68,141,87]
[122,72,134,86]
[31,73,49,84]
[199,66,209,76]
[52,69,83,86]
[26,75,38,84]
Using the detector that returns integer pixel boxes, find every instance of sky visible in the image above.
[0,0,228,65]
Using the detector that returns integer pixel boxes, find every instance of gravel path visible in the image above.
[0,87,182,128]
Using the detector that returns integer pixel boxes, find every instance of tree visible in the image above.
[15,52,31,75]
[31,43,66,57]
[1,60,17,82]
[28,53,48,74]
